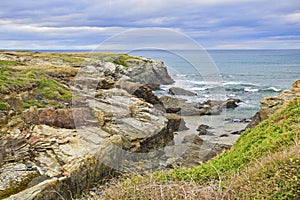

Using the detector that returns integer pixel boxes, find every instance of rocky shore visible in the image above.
[0,51,281,199]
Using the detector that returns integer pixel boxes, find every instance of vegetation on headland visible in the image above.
[91,98,300,199]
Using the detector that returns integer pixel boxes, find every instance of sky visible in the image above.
[0,0,300,50]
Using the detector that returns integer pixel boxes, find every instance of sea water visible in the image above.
[130,49,300,119]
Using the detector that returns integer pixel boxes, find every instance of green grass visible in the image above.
[37,79,72,100]
[165,98,299,182]
[0,101,10,111]
[0,60,25,66]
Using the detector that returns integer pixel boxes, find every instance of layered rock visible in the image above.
[247,80,300,128]
[0,53,178,199]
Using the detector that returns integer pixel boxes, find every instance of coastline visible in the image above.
[0,51,299,199]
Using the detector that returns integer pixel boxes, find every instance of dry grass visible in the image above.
[223,138,300,199]
[81,175,220,200]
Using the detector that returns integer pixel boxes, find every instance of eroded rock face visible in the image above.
[247,79,300,128]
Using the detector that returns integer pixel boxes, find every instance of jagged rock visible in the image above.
[247,79,300,128]
[132,85,161,105]
[159,96,181,113]
[168,87,196,96]
[165,113,188,132]
[197,124,210,135]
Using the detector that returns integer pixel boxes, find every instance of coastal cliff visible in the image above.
[0,52,178,199]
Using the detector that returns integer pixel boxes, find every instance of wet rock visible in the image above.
[182,134,203,146]
[225,117,251,123]
[222,98,241,109]
[230,129,245,135]
[165,113,188,132]
[197,124,210,135]
[219,134,229,137]
[168,87,196,96]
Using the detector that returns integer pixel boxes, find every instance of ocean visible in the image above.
[129,49,300,119]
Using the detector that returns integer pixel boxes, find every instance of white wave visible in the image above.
[190,87,208,91]
[223,81,258,86]
[173,74,187,77]
[244,87,259,92]
[227,94,236,97]
[265,87,281,92]
[190,80,223,86]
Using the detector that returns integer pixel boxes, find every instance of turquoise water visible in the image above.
[130,49,300,118]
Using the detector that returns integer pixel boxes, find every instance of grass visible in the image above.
[0,60,25,67]
[0,101,10,111]
[0,65,74,110]
[166,98,300,182]
[224,142,300,199]
[94,98,300,199]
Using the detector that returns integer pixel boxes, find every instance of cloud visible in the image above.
[0,0,299,49]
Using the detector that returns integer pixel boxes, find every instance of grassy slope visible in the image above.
[97,98,300,199]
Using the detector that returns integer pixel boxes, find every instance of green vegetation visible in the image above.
[98,98,300,199]
[111,54,140,67]
[0,173,40,199]
[37,79,72,100]
[0,101,10,111]
[226,145,300,199]
[0,60,25,67]
[166,98,299,181]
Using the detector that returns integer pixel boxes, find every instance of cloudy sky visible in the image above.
[1,0,300,50]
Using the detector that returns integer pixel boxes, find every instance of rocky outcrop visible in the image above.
[0,53,177,199]
[247,80,300,128]
[159,96,241,116]
[124,58,174,85]
[168,87,196,96]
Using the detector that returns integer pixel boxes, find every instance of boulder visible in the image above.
[197,124,210,135]
[222,98,241,109]
[159,96,181,113]
[182,134,203,146]
[168,87,196,96]
[165,113,189,132]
